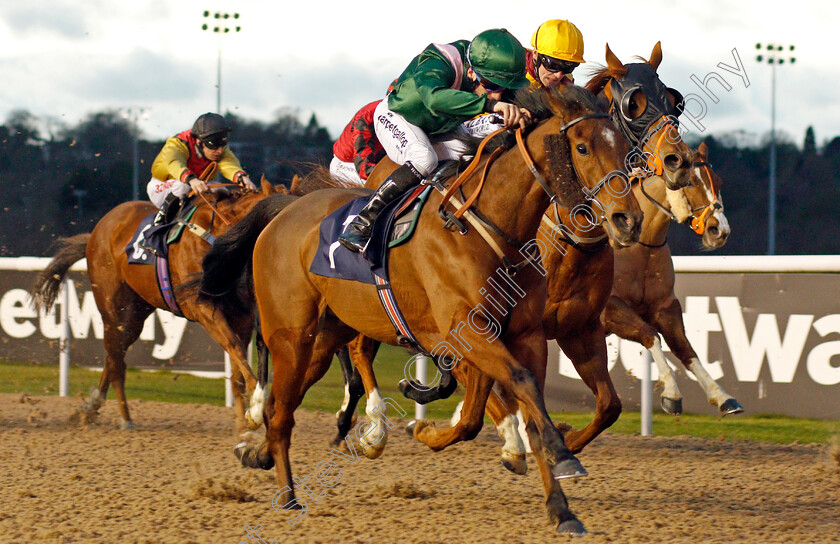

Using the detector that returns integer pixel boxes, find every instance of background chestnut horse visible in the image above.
[603,141,742,416]
[30,179,286,433]
[199,85,642,536]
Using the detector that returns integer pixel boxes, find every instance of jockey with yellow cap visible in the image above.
[526,19,585,89]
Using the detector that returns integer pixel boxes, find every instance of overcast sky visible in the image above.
[1,0,836,148]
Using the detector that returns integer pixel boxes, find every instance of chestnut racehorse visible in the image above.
[199,85,642,535]
[603,141,742,416]
[333,42,699,470]
[30,179,286,433]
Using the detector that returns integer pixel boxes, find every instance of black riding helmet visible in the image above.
[191,112,231,148]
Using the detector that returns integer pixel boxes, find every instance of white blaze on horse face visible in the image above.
[601,126,617,149]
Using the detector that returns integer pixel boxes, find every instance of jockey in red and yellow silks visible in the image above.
[147,113,255,213]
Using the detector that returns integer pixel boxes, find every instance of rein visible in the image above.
[433,112,611,274]
[188,182,245,227]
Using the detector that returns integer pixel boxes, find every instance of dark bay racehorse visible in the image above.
[30,179,287,433]
[199,85,642,535]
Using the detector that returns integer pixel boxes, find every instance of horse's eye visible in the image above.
[576,144,589,155]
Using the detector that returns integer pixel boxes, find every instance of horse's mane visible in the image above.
[584,63,627,95]
[295,165,357,196]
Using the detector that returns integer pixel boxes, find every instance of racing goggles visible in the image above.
[540,56,579,74]
[474,72,506,94]
[201,134,228,150]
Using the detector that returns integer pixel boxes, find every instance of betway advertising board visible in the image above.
[1,256,839,419]
[543,256,840,420]
[0,259,221,370]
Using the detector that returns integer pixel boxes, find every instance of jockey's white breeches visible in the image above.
[372,99,472,178]
[147,177,192,208]
[329,156,365,187]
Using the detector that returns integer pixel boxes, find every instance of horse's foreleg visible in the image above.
[412,363,492,452]
[557,324,622,453]
[603,295,684,415]
[485,384,528,474]
[522,416,586,536]
[453,317,585,481]
[653,298,744,416]
[344,336,393,459]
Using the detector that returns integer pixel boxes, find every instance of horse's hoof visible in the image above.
[234,441,274,470]
[661,396,683,416]
[552,457,588,480]
[500,451,527,475]
[405,419,417,436]
[118,418,136,431]
[361,442,386,460]
[720,398,744,416]
[556,518,587,536]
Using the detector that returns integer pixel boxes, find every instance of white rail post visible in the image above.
[415,355,427,420]
[641,349,653,436]
[224,352,233,407]
[59,277,72,397]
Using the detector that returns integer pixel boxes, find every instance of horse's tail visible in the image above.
[197,194,298,313]
[29,233,91,313]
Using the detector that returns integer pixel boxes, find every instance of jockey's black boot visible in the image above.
[153,193,182,227]
[338,163,422,254]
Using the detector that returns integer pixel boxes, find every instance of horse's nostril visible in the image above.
[707,226,719,238]
[611,212,632,233]
[663,154,683,172]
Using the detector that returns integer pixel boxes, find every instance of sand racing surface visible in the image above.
[1,392,838,544]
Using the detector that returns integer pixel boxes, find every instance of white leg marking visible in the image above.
[650,337,682,401]
[336,383,351,419]
[247,382,266,426]
[362,388,387,448]
[450,400,463,427]
[498,412,527,456]
[686,357,733,407]
[515,408,533,454]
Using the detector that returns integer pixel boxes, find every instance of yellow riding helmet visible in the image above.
[531,19,585,63]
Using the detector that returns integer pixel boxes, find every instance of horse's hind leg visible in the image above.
[333,344,364,447]
[603,295,684,415]
[653,297,744,416]
[412,362,493,452]
[88,291,152,429]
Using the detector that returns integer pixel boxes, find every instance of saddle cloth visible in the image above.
[309,184,430,284]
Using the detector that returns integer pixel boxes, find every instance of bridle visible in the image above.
[435,111,614,274]
[685,161,722,235]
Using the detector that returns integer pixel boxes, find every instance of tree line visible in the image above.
[0,109,837,256]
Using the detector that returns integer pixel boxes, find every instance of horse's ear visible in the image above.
[290,174,302,196]
[697,141,709,160]
[605,43,625,74]
[648,41,663,72]
[260,174,273,195]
